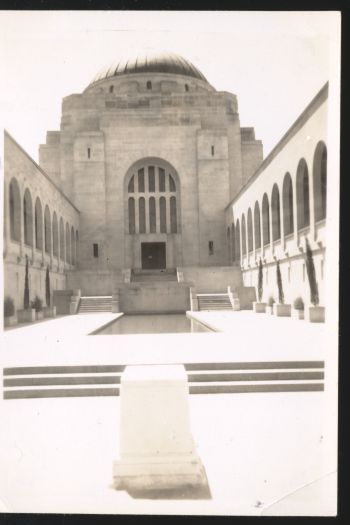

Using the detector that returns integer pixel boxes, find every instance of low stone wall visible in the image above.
[66,270,124,296]
[235,286,256,310]
[179,266,243,293]
[53,290,74,315]
[118,282,191,314]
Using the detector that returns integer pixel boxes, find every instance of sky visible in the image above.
[0,10,340,162]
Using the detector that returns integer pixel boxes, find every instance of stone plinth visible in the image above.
[113,364,206,491]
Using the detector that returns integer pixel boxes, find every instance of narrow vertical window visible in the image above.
[148,166,155,192]
[170,196,177,233]
[128,198,135,234]
[138,169,145,193]
[139,197,146,233]
[211,145,215,157]
[93,243,99,257]
[209,241,214,255]
[160,197,167,233]
[169,174,176,192]
[109,85,114,93]
[87,148,91,159]
[128,175,135,193]
[147,81,152,90]
[159,168,165,192]
[185,84,189,92]
[149,197,156,233]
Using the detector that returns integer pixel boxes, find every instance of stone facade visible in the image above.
[3,132,80,310]
[3,53,328,308]
[39,55,262,274]
[225,83,328,308]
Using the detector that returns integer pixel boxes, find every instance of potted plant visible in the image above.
[292,296,305,320]
[4,296,17,327]
[304,238,325,322]
[43,266,56,318]
[273,260,291,317]
[266,296,275,315]
[17,255,36,323]
[253,258,266,312]
[31,295,44,320]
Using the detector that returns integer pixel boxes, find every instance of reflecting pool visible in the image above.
[94,314,212,335]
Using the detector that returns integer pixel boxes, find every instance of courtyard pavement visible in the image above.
[0,310,338,515]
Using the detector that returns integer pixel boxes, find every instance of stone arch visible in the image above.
[231,222,235,262]
[44,205,51,254]
[254,201,261,249]
[65,222,71,263]
[75,230,79,263]
[35,197,43,250]
[235,219,241,262]
[59,218,65,261]
[124,157,181,235]
[247,208,253,252]
[282,173,294,236]
[241,214,247,256]
[227,226,231,261]
[9,178,21,242]
[262,193,270,246]
[71,226,75,265]
[296,158,310,230]
[313,141,327,222]
[23,188,33,246]
[52,212,59,257]
[271,184,281,241]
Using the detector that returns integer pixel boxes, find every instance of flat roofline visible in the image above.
[4,130,80,214]
[225,82,329,211]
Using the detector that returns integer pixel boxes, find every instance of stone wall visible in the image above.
[180,265,243,293]
[4,131,80,310]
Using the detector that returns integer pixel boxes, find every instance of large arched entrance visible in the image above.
[124,158,181,269]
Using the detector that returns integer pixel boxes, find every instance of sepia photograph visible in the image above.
[0,10,340,516]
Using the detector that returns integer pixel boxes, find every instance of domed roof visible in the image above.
[89,51,207,85]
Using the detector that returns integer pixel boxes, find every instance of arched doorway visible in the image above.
[124,158,181,269]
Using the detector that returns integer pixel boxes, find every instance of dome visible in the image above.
[89,51,207,85]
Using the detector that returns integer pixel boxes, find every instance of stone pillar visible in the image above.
[112,291,120,313]
[113,365,206,491]
[228,285,240,310]
[190,287,199,311]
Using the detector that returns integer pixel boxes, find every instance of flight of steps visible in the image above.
[2,361,324,399]
[197,293,233,311]
[78,296,112,313]
[132,269,177,282]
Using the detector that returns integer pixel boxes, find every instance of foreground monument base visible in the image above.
[113,364,207,491]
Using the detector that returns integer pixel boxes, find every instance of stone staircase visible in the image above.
[131,269,177,282]
[2,361,325,399]
[197,293,233,311]
[78,296,112,313]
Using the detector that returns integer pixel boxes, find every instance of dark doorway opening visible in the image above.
[141,242,166,269]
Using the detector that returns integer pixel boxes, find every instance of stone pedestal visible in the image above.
[253,301,266,313]
[113,364,206,491]
[273,303,291,317]
[305,306,325,323]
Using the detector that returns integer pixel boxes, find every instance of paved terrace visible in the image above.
[0,311,338,515]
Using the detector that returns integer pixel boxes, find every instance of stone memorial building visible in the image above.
[3,52,328,313]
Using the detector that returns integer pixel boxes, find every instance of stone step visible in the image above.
[3,382,324,399]
[3,361,324,376]
[197,293,232,312]
[78,296,112,313]
[3,370,324,388]
[3,361,325,399]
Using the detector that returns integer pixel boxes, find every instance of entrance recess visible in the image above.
[141,242,166,269]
